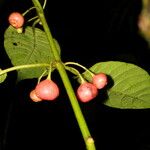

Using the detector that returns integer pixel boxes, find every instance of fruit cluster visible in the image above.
[29,73,107,103]
[77,73,107,102]
[8,12,108,103]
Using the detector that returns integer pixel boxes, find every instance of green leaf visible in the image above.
[0,69,7,83]
[4,26,61,80]
[82,61,150,109]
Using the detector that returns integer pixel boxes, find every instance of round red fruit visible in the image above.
[77,82,98,102]
[92,73,107,89]
[8,12,24,29]
[35,79,59,101]
[30,90,42,102]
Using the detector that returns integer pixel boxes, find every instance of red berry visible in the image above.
[30,90,42,102]
[35,79,59,101]
[92,73,107,89]
[77,82,98,102]
[8,12,24,29]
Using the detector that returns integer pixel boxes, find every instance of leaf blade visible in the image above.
[4,26,60,80]
[82,61,150,109]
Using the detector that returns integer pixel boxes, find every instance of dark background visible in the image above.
[0,0,150,150]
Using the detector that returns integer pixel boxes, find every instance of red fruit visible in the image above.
[92,73,107,89]
[35,79,59,101]
[30,90,42,102]
[77,82,98,102]
[8,12,24,29]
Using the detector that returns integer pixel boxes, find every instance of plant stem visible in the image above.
[65,62,94,76]
[65,66,85,83]
[23,6,36,16]
[0,63,50,76]
[32,0,96,149]
[27,16,38,23]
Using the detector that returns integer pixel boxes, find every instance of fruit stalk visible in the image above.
[31,0,96,149]
[0,63,50,76]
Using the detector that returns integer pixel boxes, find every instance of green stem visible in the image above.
[65,62,94,76]
[46,62,52,80]
[31,0,96,150]
[42,0,47,9]
[32,0,59,60]
[37,70,47,83]
[65,66,85,84]
[22,6,36,16]
[27,16,38,23]
[0,63,50,76]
